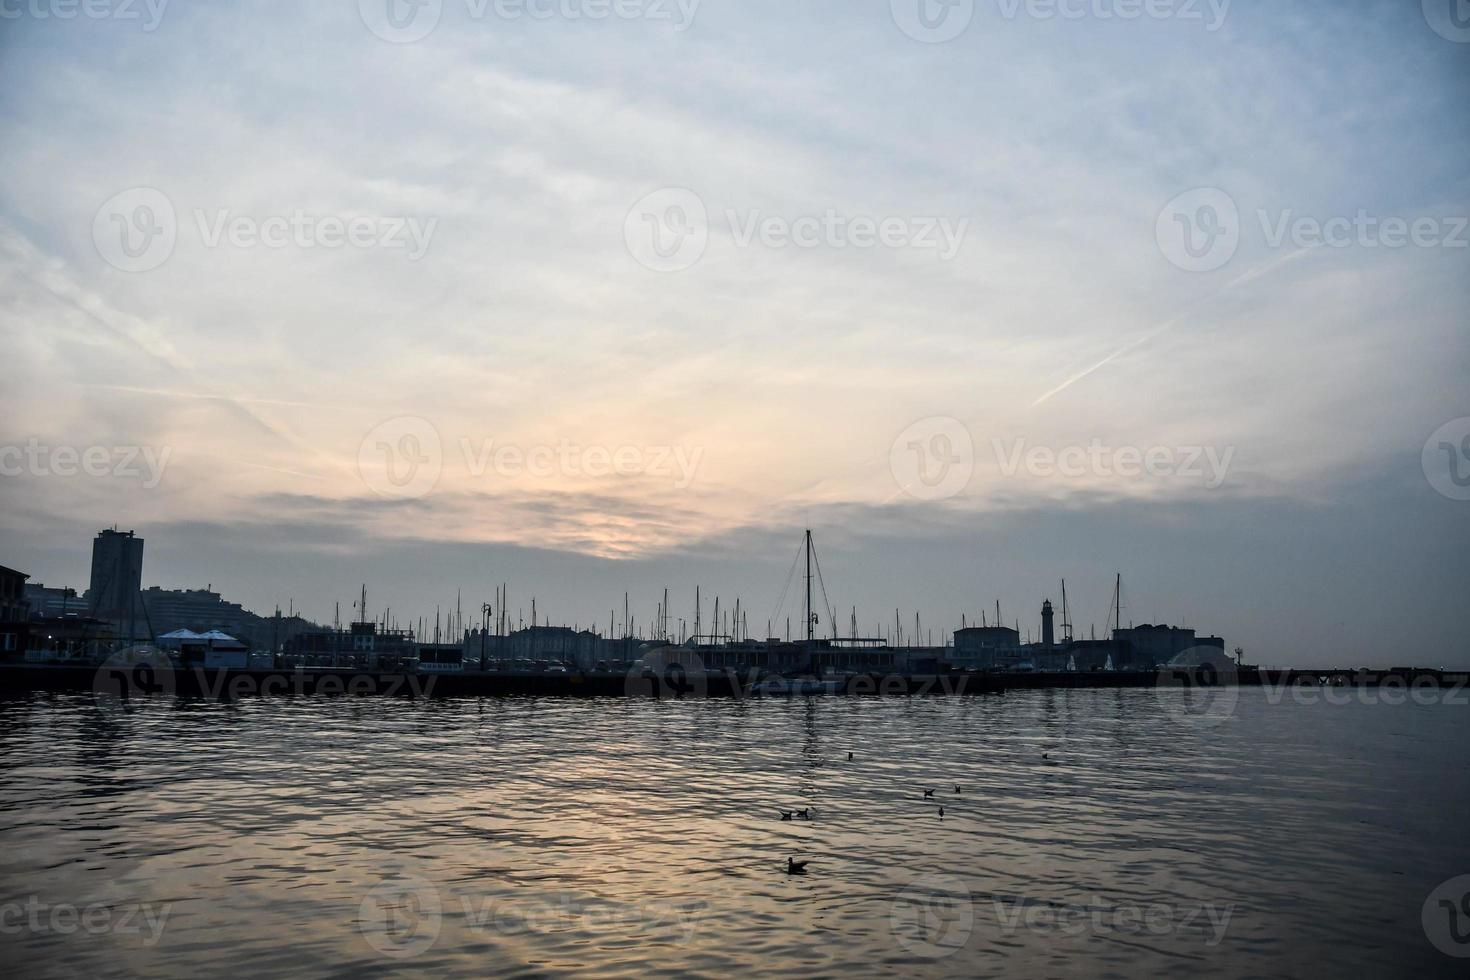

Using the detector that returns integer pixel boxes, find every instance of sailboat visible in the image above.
[754,529,844,696]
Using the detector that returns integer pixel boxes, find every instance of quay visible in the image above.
[0,662,1007,700]
[0,662,1462,702]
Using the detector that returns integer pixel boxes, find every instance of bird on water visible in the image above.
[796,807,812,820]
[780,810,794,821]
[847,752,853,761]
[923,788,935,799]
[787,857,809,875]
[954,785,961,794]
[939,806,945,818]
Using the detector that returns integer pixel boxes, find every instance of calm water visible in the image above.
[1,687,1467,978]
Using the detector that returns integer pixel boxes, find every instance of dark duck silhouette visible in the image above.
[923,789,935,799]
[786,857,809,875]
[796,807,812,820]
[780,810,794,821]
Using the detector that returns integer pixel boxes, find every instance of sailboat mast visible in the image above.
[1108,572,1123,634]
[804,529,814,645]
[1061,579,1073,642]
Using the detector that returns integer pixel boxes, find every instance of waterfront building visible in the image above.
[649,635,903,675]
[1024,646,1073,672]
[1112,624,1225,669]
[141,587,318,652]
[88,529,145,636]
[503,625,600,667]
[0,565,29,655]
[1064,639,1122,671]
[23,583,81,619]
[157,628,250,668]
[951,626,1021,669]
[808,638,901,673]
[284,620,415,669]
[22,615,120,663]
[143,587,255,636]
[417,642,465,672]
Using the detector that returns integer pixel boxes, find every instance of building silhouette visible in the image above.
[87,529,145,636]
[0,565,28,654]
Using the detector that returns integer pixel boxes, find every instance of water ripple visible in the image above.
[0,690,1465,978]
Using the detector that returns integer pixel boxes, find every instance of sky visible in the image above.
[0,0,1467,667]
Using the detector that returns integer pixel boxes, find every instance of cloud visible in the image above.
[1,2,1466,663]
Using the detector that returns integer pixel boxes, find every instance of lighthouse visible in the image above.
[1041,599,1055,650]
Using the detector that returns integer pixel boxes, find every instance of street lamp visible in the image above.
[481,602,492,672]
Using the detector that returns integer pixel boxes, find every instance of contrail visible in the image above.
[1031,248,1314,408]
[1030,314,1185,408]
[83,383,321,409]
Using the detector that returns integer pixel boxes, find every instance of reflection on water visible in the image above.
[0,689,1466,978]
